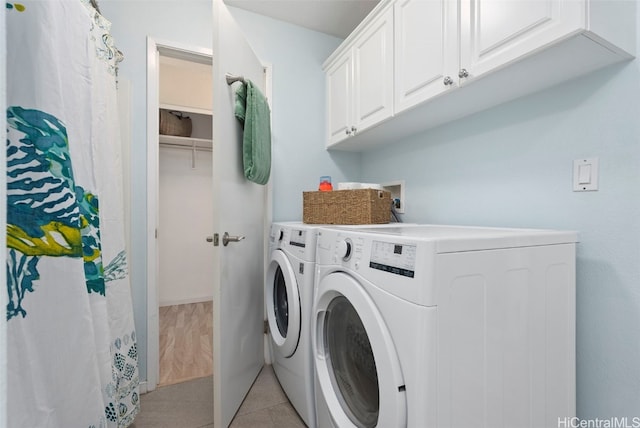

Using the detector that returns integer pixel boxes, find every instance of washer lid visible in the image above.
[266,250,301,357]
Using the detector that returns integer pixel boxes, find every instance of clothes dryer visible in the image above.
[266,222,416,427]
[312,225,578,428]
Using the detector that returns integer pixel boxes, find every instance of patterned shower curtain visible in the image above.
[6,1,140,426]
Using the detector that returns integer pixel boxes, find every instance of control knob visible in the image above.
[337,239,353,261]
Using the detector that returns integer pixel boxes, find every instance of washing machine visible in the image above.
[266,221,417,427]
[312,224,578,428]
[267,222,321,427]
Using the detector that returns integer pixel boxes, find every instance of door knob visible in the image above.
[458,68,469,78]
[443,76,454,86]
[223,232,245,246]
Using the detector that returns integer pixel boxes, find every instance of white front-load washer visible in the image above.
[312,225,578,428]
[266,221,415,427]
[267,222,320,427]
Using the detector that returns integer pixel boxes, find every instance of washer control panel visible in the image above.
[270,224,319,262]
[289,229,307,248]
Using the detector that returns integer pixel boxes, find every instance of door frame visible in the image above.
[146,37,213,392]
[145,37,272,392]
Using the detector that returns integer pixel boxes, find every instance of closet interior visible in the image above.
[157,53,214,386]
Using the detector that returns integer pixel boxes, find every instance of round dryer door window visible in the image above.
[314,272,407,428]
[266,250,301,357]
[325,296,379,427]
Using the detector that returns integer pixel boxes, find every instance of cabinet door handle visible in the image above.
[345,128,352,135]
[351,126,357,134]
[458,69,469,78]
[443,76,454,86]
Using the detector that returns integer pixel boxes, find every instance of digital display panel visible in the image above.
[290,230,306,248]
[369,241,416,278]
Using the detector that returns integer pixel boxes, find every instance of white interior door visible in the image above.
[212,1,267,426]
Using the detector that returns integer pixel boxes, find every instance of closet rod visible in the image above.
[159,142,212,152]
[225,73,245,85]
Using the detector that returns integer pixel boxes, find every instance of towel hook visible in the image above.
[225,73,245,85]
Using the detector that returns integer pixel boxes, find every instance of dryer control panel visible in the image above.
[370,241,417,278]
[331,236,417,277]
[317,228,435,306]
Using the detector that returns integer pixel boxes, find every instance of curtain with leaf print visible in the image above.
[6,1,140,426]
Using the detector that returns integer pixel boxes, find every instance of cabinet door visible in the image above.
[352,7,394,134]
[395,0,458,113]
[326,52,353,146]
[460,0,584,79]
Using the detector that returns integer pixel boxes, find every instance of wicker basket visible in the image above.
[303,189,391,224]
[159,109,192,137]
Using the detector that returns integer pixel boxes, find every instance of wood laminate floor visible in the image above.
[159,301,213,386]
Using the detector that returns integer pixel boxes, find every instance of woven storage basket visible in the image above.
[303,189,391,224]
[159,109,192,137]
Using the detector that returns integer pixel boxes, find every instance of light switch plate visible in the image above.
[573,158,599,191]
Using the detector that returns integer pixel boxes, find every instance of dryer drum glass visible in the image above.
[273,266,288,337]
[325,296,379,428]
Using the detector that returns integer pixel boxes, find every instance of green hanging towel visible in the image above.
[234,80,271,185]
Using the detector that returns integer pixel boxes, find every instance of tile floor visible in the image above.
[130,365,306,428]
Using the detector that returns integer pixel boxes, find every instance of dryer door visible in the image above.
[313,272,406,428]
[266,249,302,357]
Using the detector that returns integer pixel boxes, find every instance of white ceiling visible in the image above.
[224,0,380,39]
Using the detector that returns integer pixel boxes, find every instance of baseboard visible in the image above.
[159,296,213,307]
[139,380,148,394]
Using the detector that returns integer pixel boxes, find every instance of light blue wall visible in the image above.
[361,34,640,421]
[231,7,640,417]
[99,1,356,382]
[100,0,213,381]
[102,2,640,417]
[228,7,361,221]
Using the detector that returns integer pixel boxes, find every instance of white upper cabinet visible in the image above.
[460,0,584,80]
[324,0,635,151]
[353,7,394,133]
[394,0,458,113]
[326,5,394,148]
[326,53,353,146]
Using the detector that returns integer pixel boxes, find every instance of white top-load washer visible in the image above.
[312,224,578,428]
